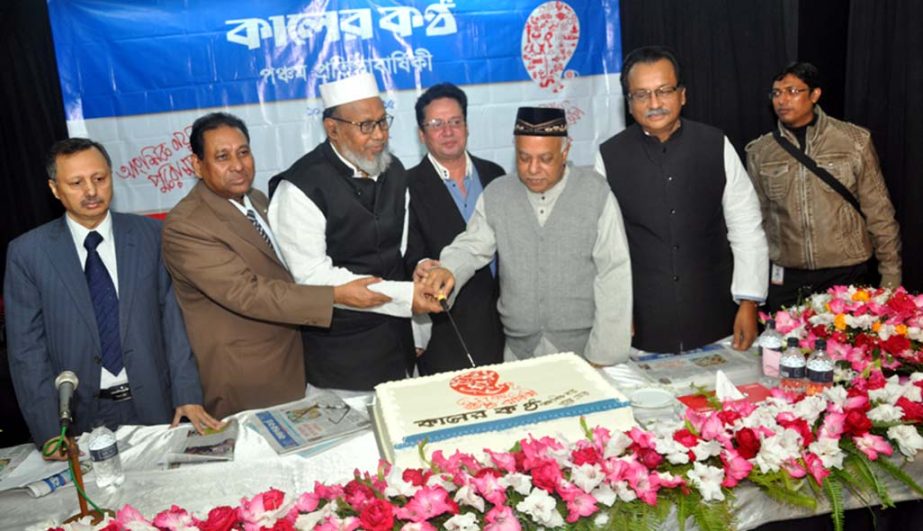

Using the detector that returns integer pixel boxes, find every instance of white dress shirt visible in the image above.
[594,135,769,302]
[64,211,128,388]
[227,194,286,265]
[267,143,414,317]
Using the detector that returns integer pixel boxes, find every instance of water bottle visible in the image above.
[779,337,806,394]
[806,338,834,396]
[759,319,784,380]
[88,425,124,488]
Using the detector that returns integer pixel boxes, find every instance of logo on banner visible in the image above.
[522,1,580,93]
[226,1,458,50]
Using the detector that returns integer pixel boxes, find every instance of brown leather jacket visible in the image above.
[745,107,901,287]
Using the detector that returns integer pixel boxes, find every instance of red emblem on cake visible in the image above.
[450,370,511,396]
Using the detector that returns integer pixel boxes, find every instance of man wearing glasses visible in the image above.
[595,45,768,355]
[269,73,441,392]
[404,83,506,375]
[745,62,900,312]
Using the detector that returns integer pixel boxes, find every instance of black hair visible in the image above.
[189,112,250,159]
[620,45,684,96]
[46,138,112,181]
[773,62,822,91]
[414,83,468,129]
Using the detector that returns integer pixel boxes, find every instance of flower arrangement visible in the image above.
[764,285,923,376]
[53,369,923,531]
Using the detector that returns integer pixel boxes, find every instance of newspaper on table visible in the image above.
[166,419,239,467]
[251,391,370,455]
[0,444,94,497]
[628,341,761,392]
[0,445,31,483]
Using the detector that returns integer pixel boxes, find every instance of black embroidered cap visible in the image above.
[513,107,568,136]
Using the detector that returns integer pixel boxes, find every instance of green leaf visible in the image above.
[872,457,923,497]
[844,449,894,508]
[748,472,817,510]
[823,476,845,531]
[691,499,735,531]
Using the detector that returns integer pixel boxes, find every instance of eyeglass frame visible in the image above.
[327,114,394,134]
[626,85,682,104]
[768,87,810,100]
[421,117,466,131]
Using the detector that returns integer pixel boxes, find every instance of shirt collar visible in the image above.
[65,210,113,248]
[329,141,380,181]
[226,194,256,216]
[427,152,472,182]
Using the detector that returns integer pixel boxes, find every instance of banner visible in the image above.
[47,0,624,215]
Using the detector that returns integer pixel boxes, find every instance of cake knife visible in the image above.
[437,294,477,368]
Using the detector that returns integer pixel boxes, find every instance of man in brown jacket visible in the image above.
[163,112,404,419]
[746,62,901,311]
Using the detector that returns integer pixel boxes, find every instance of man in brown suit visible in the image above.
[162,112,409,419]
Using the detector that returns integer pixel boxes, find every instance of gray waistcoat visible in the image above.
[483,166,609,357]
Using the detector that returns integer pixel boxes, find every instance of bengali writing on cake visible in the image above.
[412,389,589,429]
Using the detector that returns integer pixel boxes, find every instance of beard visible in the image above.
[341,143,392,176]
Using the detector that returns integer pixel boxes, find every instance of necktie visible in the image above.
[84,231,123,374]
[246,209,274,249]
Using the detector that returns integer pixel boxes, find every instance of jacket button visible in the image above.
[673,275,679,281]
[670,209,676,215]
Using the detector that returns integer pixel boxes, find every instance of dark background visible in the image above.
[1,0,921,450]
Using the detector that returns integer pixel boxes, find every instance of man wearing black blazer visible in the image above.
[406,83,505,374]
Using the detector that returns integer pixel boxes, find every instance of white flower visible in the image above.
[686,462,725,502]
[571,463,604,493]
[499,472,532,495]
[384,467,419,498]
[453,485,485,512]
[888,425,923,458]
[611,479,638,502]
[516,487,566,528]
[755,429,802,473]
[808,437,846,469]
[901,383,923,403]
[604,430,633,458]
[823,386,848,409]
[444,512,480,531]
[869,376,905,405]
[908,327,923,342]
[425,472,457,492]
[653,436,690,465]
[295,504,337,530]
[844,313,877,330]
[911,372,923,383]
[692,440,722,462]
[869,404,904,423]
[794,395,828,424]
[593,512,611,528]
[591,482,617,507]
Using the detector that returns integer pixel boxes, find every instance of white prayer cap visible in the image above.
[319,72,380,109]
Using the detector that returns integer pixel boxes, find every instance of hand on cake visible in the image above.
[333,277,392,308]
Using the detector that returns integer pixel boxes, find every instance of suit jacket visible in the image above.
[162,181,334,418]
[4,212,203,447]
[406,154,506,373]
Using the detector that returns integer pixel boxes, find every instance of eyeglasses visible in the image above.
[627,85,680,103]
[328,114,394,134]
[768,87,809,100]
[422,117,466,131]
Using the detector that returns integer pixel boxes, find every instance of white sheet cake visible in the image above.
[372,352,635,469]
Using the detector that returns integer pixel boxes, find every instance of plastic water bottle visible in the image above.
[759,319,784,380]
[806,338,834,396]
[779,337,806,394]
[88,425,124,488]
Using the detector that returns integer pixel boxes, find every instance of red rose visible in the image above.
[734,428,761,459]
[261,520,294,531]
[886,291,918,317]
[637,447,664,469]
[854,333,875,349]
[98,524,119,531]
[717,409,742,426]
[530,459,563,492]
[199,506,240,531]
[844,409,872,436]
[571,446,602,466]
[777,417,815,445]
[897,396,923,423]
[880,335,911,356]
[262,488,285,511]
[402,468,431,487]
[673,428,699,448]
[811,325,830,339]
[344,480,376,511]
[359,499,395,531]
[867,370,887,390]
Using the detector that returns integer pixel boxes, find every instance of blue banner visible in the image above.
[48,0,621,121]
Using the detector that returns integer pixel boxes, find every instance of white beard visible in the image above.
[340,143,392,176]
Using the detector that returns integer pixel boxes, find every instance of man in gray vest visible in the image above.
[421,107,633,365]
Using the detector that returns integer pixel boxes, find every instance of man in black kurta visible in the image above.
[405,83,505,374]
[595,46,768,354]
[268,73,440,390]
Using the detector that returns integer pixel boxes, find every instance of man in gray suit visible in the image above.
[4,138,221,458]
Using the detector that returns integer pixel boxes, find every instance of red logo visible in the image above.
[521,1,580,93]
[449,370,511,396]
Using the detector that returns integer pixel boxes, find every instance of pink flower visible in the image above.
[472,468,507,506]
[196,506,239,531]
[239,488,287,525]
[819,411,846,440]
[152,505,196,530]
[673,428,699,448]
[114,505,153,527]
[700,413,726,441]
[564,491,599,523]
[312,482,344,501]
[804,453,830,484]
[720,449,753,488]
[402,468,433,487]
[530,459,564,492]
[484,505,522,531]
[343,479,376,511]
[571,443,602,466]
[430,450,482,475]
[485,449,518,473]
[400,523,438,531]
[781,458,807,478]
[519,436,564,470]
[854,433,894,461]
[627,427,656,449]
[395,486,458,522]
[358,499,395,531]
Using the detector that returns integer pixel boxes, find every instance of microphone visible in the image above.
[55,371,79,426]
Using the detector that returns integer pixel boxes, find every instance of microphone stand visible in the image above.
[60,423,110,524]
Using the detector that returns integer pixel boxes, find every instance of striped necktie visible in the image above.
[84,231,123,374]
[246,209,274,249]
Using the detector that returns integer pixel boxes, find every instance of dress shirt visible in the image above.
[440,167,633,364]
[227,194,286,265]
[267,144,414,317]
[595,134,768,302]
[64,211,128,388]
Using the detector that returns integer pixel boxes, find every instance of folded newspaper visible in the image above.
[628,342,761,392]
[250,391,370,455]
[166,419,239,467]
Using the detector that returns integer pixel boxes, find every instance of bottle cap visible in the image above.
[815,338,827,350]
[786,337,799,348]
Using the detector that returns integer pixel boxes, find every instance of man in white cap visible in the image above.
[269,72,439,391]
[422,107,634,365]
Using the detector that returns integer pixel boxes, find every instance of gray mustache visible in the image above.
[645,108,670,119]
